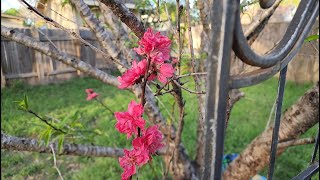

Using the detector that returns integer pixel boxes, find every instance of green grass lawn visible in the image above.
[1,77,318,179]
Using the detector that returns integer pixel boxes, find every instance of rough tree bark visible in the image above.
[98,0,146,38]
[1,133,124,158]
[223,82,319,180]
[1,26,119,87]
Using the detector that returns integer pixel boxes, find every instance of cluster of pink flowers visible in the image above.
[115,28,175,179]
[115,100,146,139]
[85,89,99,101]
[115,101,164,179]
[118,28,175,89]
[118,124,164,179]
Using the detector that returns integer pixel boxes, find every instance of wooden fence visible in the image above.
[1,23,319,88]
[1,28,116,88]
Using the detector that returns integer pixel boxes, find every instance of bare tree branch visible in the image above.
[173,80,206,94]
[175,2,183,75]
[1,25,119,88]
[185,0,205,127]
[98,0,146,38]
[98,2,127,38]
[98,1,139,61]
[225,89,246,127]
[177,72,207,79]
[173,100,185,172]
[245,0,282,45]
[278,138,315,149]
[1,133,124,158]
[194,0,214,172]
[27,110,67,134]
[70,0,129,71]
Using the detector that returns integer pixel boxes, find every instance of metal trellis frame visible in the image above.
[202,0,319,179]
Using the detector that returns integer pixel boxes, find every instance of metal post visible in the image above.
[310,128,319,164]
[267,66,288,180]
[202,1,237,179]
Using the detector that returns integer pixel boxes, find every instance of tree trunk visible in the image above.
[223,82,319,180]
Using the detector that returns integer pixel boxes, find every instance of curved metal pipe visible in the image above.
[230,1,319,89]
[259,0,276,9]
[233,0,316,68]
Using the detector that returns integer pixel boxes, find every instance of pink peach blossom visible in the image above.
[85,89,94,94]
[86,92,99,101]
[157,63,175,84]
[119,148,150,180]
[172,58,179,65]
[118,59,147,89]
[143,125,164,154]
[114,100,146,139]
[134,28,171,64]
[85,89,99,101]
[132,125,164,155]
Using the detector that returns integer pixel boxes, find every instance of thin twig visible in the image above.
[36,28,59,50]
[141,58,152,106]
[50,144,64,180]
[278,138,315,149]
[146,85,176,123]
[137,57,152,137]
[45,115,102,137]
[177,72,207,79]
[310,42,319,53]
[37,1,79,25]
[156,0,161,23]
[175,1,183,75]
[154,79,173,96]
[164,0,173,29]
[164,154,174,179]
[95,99,114,116]
[170,4,187,166]
[27,110,67,134]
[265,98,277,131]
[184,0,205,125]
[173,102,185,169]
[154,89,175,96]
[172,80,206,94]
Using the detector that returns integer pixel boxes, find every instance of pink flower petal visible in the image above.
[86,92,99,101]
[128,100,144,117]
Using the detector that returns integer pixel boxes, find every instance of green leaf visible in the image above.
[45,129,52,146]
[57,135,65,154]
[39,129,48,147]
[94,129,102,135]
[70,121,84,129]
[305,34,319,42]
[24,95,29,110]
[39,128,52,147]
[13,95,29,111]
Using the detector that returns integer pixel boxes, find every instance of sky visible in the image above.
[1,0,23,12]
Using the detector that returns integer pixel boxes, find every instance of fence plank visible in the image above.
[1,66,6,88]
[31,29,45,81]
